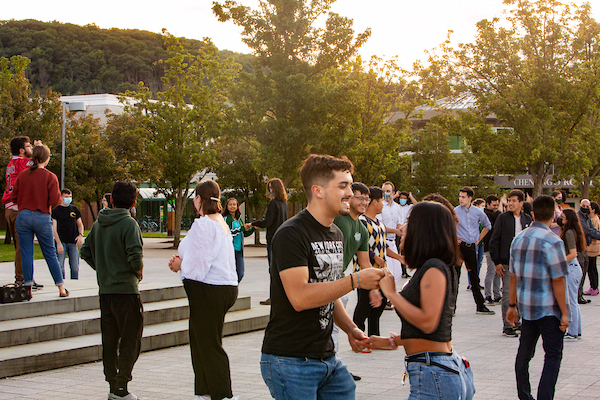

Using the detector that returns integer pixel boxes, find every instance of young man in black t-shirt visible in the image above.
[52,189,84,279]
[260,154,385,400]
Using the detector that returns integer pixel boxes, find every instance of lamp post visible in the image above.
[61,101,86,190]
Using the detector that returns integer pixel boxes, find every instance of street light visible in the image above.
[61,101,86,190]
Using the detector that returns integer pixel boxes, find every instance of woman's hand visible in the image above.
[379,269,396,298]
[365,335,393,350]
[168,255,182,272]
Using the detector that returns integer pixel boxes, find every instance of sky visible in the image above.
[2,0,599,69]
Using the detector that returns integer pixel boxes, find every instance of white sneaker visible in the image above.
[193,396,210,400]
[564,333,579,342]
[109,393,141,400]
[223,397,239,400]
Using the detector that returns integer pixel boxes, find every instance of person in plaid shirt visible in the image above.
[507,195,569,400]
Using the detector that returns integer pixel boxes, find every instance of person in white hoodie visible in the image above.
[168,180,239,400]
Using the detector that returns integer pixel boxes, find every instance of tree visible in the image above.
[213,0,370,186]
[454,0,600,197]
[122,32,239,247]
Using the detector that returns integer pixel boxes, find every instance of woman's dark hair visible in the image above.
[223,198,241,219]
[560,209,587,253]
[403,202,459,270]
[29,145,50,172]
[196,180,222,215]
[398,191,411,204]
[103,193,113,208]
[522,201,533,216]
[267,178,288,202]
[422,193,459,225]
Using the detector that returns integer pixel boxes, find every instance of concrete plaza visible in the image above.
[0,236,598,399]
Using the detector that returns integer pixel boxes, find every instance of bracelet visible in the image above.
[509,303,517,308]
[356,272,361,290]
[350,273,355,290]
[389,332,399,350]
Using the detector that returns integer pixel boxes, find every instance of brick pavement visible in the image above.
[0,237,598,399]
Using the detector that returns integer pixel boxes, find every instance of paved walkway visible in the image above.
[0,237,598,399]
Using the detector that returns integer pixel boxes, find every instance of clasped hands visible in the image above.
[348,269,399,352]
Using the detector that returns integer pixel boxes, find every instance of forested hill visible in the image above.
[0,19,254,95]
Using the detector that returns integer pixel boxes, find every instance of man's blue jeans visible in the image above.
[515,316,564,400]
[16,209,64,287]
[57,242,79,279]
[260,353,355,399]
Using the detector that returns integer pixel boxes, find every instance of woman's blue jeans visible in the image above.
[16,209,64,287]
[406,351,475,400]
[566,260,582,336]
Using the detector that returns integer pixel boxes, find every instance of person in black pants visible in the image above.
[252,178,288,305]
[168,180,239,400]
[81,181,144,400]
[454,186,495,315]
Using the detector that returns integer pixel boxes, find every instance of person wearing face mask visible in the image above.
[251,178,289,306]
[52,189,85,280]
[550,191,564,235]
[397,191,416,279]
[576,199,600,304]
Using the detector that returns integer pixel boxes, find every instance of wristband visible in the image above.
[350,273,355,290]
[356,272,361,290]
[509,303,517,308]
[389,332,399,350]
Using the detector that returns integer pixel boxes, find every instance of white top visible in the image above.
[378,201,401,241]
[515,214,523,237]
[398,204,413,225]
[178,215,238,286]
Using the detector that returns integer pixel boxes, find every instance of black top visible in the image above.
[398,258,456,342]
[51,204,82,243]
[252,199,288,244]
[483,208,501,251]
[262,209,344,359]
[489,211,532,266]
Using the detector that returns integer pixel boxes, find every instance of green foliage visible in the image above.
[0,20,253,95]
[120,32,239,247]
[454,0,600,196]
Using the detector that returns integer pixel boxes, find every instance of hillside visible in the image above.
[0,19,254,95]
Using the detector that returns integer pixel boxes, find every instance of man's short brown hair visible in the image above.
[300,154,354,200]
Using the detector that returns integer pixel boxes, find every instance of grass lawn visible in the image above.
[0,243,44,262]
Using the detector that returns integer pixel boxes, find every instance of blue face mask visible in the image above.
[63,197,72,206]
[399,199,407,206]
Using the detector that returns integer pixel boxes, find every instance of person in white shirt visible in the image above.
[168,180,239,400]
[379,182,404,289]
[396,191,417,278]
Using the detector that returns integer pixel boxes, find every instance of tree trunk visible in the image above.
[172,186,186,249]
[529,163,546,198]
[580,177,591,200]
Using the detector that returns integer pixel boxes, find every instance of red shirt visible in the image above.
[10,168,61,214]
[3,156,33,209]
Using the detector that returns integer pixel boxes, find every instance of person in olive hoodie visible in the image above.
[81,181,144,400]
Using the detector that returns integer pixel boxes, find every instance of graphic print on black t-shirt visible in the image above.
[310,240,343,329]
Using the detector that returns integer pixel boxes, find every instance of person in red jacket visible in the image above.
[10,145,68,297]
[2,136,44,288]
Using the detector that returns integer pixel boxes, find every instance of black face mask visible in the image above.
[581,208,591,215]
[557,218,564,227]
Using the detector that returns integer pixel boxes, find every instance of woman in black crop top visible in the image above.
[366,201,475,399]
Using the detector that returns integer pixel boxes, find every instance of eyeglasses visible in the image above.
[354,196,370,202]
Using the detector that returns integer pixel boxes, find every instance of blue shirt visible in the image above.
[509,222,568,321]
[454,205,491,244]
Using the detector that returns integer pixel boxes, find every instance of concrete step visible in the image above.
[0,306,271,378]
[0,297,251,348]
[0,285,187,322]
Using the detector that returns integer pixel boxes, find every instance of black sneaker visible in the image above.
[466,284,472,291]
[578,296,591,304]
[401,273,411,279]
[503,328,519,337]
[350,373,361,381]
[485,296,495,306]
[476,306,495,315]
[493,297,502,303]
[32,282,44,290]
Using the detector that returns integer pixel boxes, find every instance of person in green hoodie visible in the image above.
[81,181,144,400]
[223,197,254,282]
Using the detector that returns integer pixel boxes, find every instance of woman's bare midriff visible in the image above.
[402,338,453,356]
